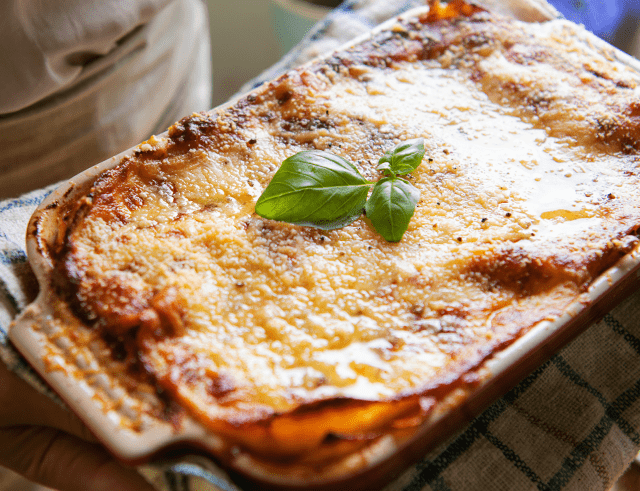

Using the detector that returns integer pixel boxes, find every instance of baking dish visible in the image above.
[10,1,640,490]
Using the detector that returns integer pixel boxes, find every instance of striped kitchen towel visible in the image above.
[2,1,640,490]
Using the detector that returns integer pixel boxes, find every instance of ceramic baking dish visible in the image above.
[10,2,640,490]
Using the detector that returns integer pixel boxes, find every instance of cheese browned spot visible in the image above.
[57,1,640,470]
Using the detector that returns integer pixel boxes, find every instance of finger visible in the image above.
[0,363,97,442]
[0,426,155,491]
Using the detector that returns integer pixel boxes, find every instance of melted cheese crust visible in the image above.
[59,4,640,466]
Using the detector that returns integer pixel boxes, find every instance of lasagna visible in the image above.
[47,0,640,487]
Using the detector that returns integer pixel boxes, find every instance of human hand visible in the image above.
[0,363,155,491]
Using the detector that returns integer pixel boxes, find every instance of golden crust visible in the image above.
[51,0,640,481]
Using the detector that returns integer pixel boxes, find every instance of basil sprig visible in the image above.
[376,138,425,177]
[255,138,425,242]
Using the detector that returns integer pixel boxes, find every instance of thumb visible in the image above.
[0,362,96,442]
[0,426,155,491]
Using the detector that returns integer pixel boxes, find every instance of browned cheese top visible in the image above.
[59,4,640,456]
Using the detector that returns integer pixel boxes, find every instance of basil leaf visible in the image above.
[378,138,425,175]
[365,176,420,242]
[375,160,395,178]
[255,150,371,230]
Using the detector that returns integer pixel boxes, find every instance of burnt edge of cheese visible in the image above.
[46,0,640,483]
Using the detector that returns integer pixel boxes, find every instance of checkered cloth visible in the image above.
[2,1,640,490]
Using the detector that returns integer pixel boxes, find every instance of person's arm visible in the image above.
[0,363,154,491]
